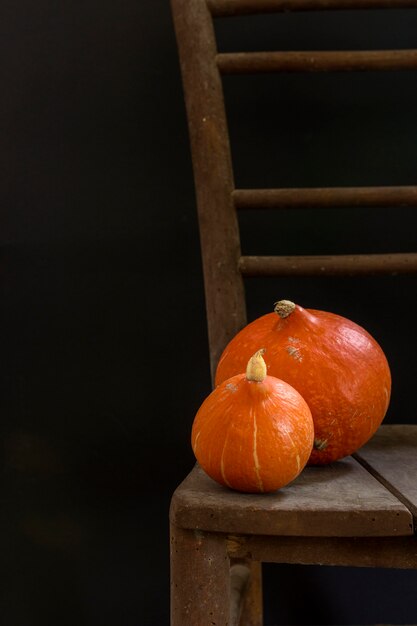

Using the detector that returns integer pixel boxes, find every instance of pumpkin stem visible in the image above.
[246,349,267,383]
[274,300,296,318]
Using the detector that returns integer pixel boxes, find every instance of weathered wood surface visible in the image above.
[170,525,230,626]
[355,425,417,521]
[239,253,417,276]
[171,0,246,382]
[233,186,417,210]
[217,50,417,74]
[170,455,413,537]
[227,534,417,569]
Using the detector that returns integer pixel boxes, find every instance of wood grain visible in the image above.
[171,0,246,382]
[355,425,417,521]
[170,455,413,537]
[170,524,230,626]
[233,186,417,210]
[227,534,417,569]
[239,253,417,276]
[217,50,417,74]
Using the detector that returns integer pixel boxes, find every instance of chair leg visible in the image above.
[238,561,263,626]
[170,523,231,626]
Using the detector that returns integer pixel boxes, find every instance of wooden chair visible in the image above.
[169,1,417,624]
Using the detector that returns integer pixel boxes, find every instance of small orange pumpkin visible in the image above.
[192,349,314,493]
[215,300,391,465]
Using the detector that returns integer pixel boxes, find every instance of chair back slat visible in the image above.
[233,187,417,209]
[239,253,417,276]
[208,0,417,17]
[217,50,417,74]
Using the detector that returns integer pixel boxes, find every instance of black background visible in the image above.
[2,1,417,625]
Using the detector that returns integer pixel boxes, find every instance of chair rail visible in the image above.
[208,0,417,17]
[233,186,417,209]
[239,253,417,276]
[217,50,417,73]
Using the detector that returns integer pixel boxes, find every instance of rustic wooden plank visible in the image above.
[170,457,413,537]
[208,0,417,17]
[354,425,417,521]
[227,534,417,569]
[217,50,417,74]
[233,186,417,210]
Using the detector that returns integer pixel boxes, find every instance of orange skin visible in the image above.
[192,373,314,493]
[215,305,391,464]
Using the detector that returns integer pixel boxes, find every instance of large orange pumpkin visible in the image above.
[192,349,314,493]
[215,301,391,465]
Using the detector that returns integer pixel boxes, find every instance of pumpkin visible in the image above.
[215,300,391,465]
[192,349,314,493]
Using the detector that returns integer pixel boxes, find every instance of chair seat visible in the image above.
[170,425,417,538]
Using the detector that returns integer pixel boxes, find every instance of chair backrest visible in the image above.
[170,0,417,382]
